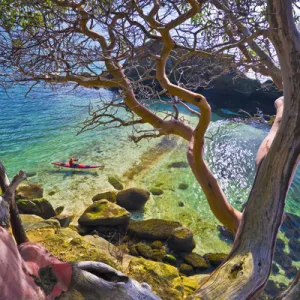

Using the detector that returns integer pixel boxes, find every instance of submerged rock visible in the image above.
[178,201,185,207]
[16,184,44,200]
[167,162,188,169]
[78,200,131,227]
[128,257,183,300]
[203,253,227,267]
[150,188,164,196]
[178,183,189,190]
[168,227,195,253]
[108,176,124,190]
[17,198,56,219]
[128,219,182,240]
[179,263,194,276]
[92,191,117,203]
[217,225,234,241]
[116,188,150,210]
[183,253,209,270]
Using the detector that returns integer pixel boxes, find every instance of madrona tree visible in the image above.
[0,0,299,298]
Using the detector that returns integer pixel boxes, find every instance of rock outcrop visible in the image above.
[78,200,131,227]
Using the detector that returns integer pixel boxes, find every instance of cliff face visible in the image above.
[125,41,282,115]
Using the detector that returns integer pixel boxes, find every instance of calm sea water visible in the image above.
[0,84,299,286]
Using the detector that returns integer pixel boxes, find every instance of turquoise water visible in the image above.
[1,85,299,287]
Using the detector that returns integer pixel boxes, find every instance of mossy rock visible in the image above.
[16,184,43,200]
[178,183,189,190]
[150,188,164,196]
[179,263,194,276]
[135,242,153,259]
[178,201,185,207]
[116,188,150,211]
[108,176,124,190]
[151,240,163,250]
[168,227,195,253]
[26,227,116,268]
[128,257,183,300]
[17,198,56,219]
[48,191,56,196]
[92,191,117,203]
[129,245,139,256]
[20,214,60,231]
[163,254,177,266]
[181,274,209,297]
[152,249,166,262]
[203,253,227,267]
[78,200,131,227]
[128,219,182,241]
[183,253,209,270]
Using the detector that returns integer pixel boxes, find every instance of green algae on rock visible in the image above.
[163,254,177,266]
[16,183,44,200]
[78,200,131,227]
[116,188,150,211]
[128,257,183,300]
[168,227,195,253]
[135,242,153,259]
[151,240,164,250]
[152,249,166,262]
[108,176,124,190]
[181,274,209,298]
[178,183,189,190]
[183,253,209,270]
[128,219,182,240]
[92,191,117,203]
[17,198,56,219]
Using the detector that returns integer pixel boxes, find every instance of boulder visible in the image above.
[151,240,163,250]
[128,219,182,240]
[55,206,64,216]
[54,214,74,228]
[116,188,150,210]
[17,198,56,219]
[16,184,43,200]
[150,188,164,196]
[135,243,153,259]
[168,227,195,252]
[178,183,189,190]
[179,263,194,276]
[92,191,117,203]
[78,200,131,227]
[20,215,60,231]
[203,253,227,267]
[128,257,183,300]
[152,249,166,262]
[163,254,177,266]
[183,253,209,270]
[108,176,124,190]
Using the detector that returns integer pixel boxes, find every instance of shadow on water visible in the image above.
[48,169,100,178]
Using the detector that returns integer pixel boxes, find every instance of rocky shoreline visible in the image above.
[15,180,300,299]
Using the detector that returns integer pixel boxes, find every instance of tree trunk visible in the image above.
[190,1,300,298]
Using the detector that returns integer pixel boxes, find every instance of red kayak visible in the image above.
[52,162,104,169]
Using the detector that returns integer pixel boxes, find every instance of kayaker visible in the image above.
[69,157,78,167]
